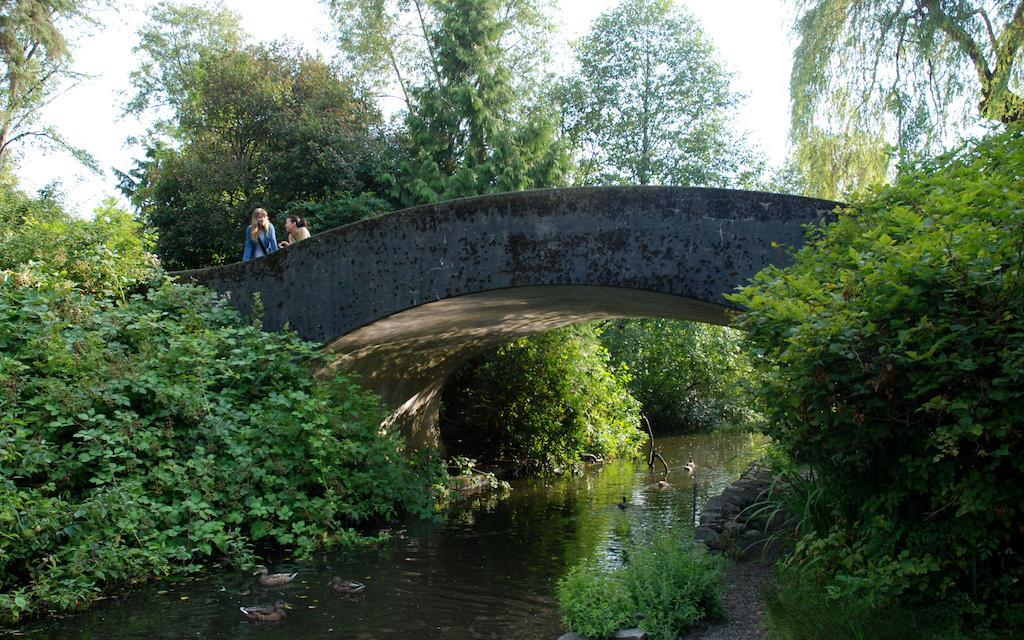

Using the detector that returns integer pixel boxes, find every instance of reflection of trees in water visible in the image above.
[589,432,766,567]
[440,431,766,577]
[18,431,766,639]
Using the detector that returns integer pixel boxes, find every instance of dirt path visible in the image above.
[682,541,781,640]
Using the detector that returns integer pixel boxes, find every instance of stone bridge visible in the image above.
[176,187,838,448]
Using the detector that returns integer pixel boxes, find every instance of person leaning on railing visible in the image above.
[279,215,311,248]
[242,207,279,261]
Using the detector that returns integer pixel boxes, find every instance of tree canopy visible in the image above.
[0,0,101,170]
[327,0,554,114]
[561,0,762,187]
[124,0,245,123]
[389,0,568,205]
[120,6,394,269]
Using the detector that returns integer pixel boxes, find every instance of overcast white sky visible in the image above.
[13,0,795,215]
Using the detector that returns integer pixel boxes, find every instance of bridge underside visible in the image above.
[323,284,731,449]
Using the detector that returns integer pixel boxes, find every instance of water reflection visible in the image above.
[14,431,765,639]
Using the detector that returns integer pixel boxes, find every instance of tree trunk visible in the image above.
[639,49,652,186]
[0,73,20,165]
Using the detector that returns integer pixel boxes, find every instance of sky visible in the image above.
[13,0,795,216]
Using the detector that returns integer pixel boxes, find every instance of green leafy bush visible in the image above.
[284,191,393,234]
[764,567,996,640]
[557,533,725,640]
[0,175,65,232]
[440,324,644,473]
[729,127,1024,623]
[0,197,156,300]
[600,319,762,433]
[0,196,441,623]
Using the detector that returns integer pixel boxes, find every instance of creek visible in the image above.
[14,431,765,639]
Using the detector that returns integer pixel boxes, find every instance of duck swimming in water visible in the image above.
[330,576,366,594]
[617,496,629,509]
[254,565,298,586]
[240,599,288,623]
[684,459,696,478]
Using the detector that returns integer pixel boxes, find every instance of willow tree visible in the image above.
[562,0,761,187]
[790,0,1024,198]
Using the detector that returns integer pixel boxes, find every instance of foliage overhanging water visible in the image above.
[14,432,764,639]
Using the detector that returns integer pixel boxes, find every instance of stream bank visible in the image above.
[14,432,766,639]
[685,463,782,640]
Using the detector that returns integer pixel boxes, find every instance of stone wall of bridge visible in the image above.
[175,186,838,448]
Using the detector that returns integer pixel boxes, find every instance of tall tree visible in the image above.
[391,0,568,205]
[327,0,436,111]
[789,0,1024,196]
[122,41,393,269]
[326,0,553,113]
[329,0,567,206]
[125,0,244,123]
[561,0,762,187]
[0,0,99,169]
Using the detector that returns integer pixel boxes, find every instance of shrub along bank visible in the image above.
[557,532,726,640]
[440,324,645,474]
[440,318,760,474]
[0,190,441,623]
[600,319,762,434]
[730,127,1024,630]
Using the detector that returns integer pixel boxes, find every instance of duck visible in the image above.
[617,496,629,509]
[330,576,366,595]
[684,459,696,478]
[656,479,670,489]
[240,599,288,623]
[254,565,298,586]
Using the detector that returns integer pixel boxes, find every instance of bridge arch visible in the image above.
[178,186,838,447]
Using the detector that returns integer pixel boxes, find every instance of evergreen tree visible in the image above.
[387,0,569,205]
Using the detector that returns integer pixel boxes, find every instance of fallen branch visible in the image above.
[643,414,670,480]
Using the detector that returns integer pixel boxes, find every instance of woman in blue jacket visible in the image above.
[242,208,279,261]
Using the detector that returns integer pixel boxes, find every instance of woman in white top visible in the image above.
[279,215,311,248]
